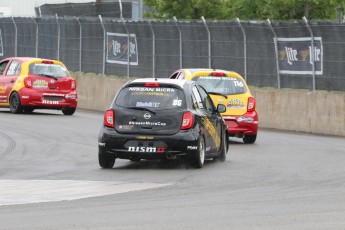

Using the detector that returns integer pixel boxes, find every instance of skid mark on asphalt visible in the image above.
[0,131,16,157]
[0,180,171,206]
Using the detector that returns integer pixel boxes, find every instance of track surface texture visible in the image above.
[0,108,345,230]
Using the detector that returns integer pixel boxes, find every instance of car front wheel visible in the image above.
[191,135,205,169]
[218,132,227,162]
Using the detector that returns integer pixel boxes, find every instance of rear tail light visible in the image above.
[211,72,225,77]
[181,112,194,130]
[24,77,32,88]
[104,109,115,128]
[145,82,159,87]
[42,60,54,64]
[247,97,256,112]
[71,80,76,90]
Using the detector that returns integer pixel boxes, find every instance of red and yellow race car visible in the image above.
[170,68,258,144]
[0,57,77,115]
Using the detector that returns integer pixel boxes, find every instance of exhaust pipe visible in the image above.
[166,153,175,159]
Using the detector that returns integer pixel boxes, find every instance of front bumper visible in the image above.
[98,126,200,160]
[223,111,258,136]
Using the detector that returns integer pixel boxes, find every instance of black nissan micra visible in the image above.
[98,78,229,168]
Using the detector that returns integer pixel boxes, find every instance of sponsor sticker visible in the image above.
[33,80,48,89]
[187,146,198,150]
[129,121,167,126]
[0,85,7,94]
[227,99,245,109]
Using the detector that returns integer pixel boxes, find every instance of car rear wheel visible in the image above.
[243,134,257,144]
[98,153,115,169]
[62,107,76,115]
[9,92,23,114]
[191,135,205,168]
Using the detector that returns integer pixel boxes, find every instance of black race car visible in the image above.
[98,78,229,168]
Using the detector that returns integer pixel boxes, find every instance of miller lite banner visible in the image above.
[106,32,138,65]
[274,37,323,75]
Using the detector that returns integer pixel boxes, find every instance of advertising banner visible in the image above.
[275,37,323,75]
[106,32,138,65]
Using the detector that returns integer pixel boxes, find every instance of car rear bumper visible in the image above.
[98,126,200,160]
[18,88,78,109]
[223,111,258,136]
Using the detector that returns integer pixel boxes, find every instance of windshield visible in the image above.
[192,76,247,95]
[115,86,186,110]
[29,63,69,78]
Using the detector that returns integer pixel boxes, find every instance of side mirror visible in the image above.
[217,104,226,113]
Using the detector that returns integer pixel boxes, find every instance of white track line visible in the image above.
[0,180,171,206]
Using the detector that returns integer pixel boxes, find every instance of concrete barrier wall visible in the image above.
[75,75,345,137]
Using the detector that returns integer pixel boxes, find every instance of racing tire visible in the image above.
[98,153,115,169]
[9,92,23,114]
[218,132,227,162]
[62,107,76,115]
[191,135,205,169]
[243,134,257,144]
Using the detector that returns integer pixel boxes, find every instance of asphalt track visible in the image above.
[0,109,345,230]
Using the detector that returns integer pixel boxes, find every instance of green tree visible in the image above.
[144,0,229,19]
[144,0,345,20]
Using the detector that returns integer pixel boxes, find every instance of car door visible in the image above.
[192,85,222,154]
[0,60,21,104]
[0,60,12,104]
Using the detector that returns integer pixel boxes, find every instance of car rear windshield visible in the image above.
[29,63,68,78]
[193,76,246,95]
[115,85,186,110]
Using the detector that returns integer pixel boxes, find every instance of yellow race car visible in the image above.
[170,69,258,144]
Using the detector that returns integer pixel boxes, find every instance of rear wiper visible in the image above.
[37,74,58,80]
[208,92,228,99]
[127,107,156,115]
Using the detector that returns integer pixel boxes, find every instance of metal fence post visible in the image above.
[11,17,17,56]
[267,19,280,89]
[119,0,123,19]
[236,18,247,81]
[55,14,60,60]
[32,18,38,57]
[201,16,211,69]
[76,17,82,72]
[98,15,106,77]
[302,16,316,91]
[121,18,130,79]
[173,16,182,69]
[148,21,155,78]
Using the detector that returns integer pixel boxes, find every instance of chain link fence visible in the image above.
[0,16,344,92]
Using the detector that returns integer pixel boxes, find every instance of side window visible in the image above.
[177,72,184,79]
[197,86,214,113]
[0,60,9,76]
[169,72,180,79]
[6,61,21,76]
[192,86,204,109]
